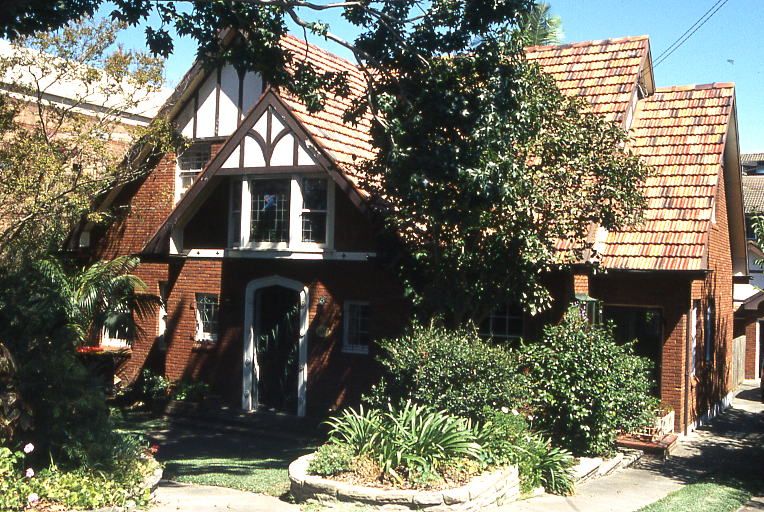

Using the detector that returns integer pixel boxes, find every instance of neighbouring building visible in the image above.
[68,33,747,433]
[732,154,764,386]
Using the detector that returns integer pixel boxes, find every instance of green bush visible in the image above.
[522,306,659,456]
[324,402,481,485]
[366,324,529,423]
[308,443,354,477]
[0,437,156,512]
[171,379,210,402]
[138,369,171,403]
[475,408,573,495]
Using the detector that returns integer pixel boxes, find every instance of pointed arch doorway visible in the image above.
[242,276,309,416]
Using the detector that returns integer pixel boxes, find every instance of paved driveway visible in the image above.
[508,380,764,512]
[151,481,300,512]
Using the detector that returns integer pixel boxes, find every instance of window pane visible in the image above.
[346,303,370,350]
[302,178,327,210]
[230,180,242,246]
[302,212,327,243]
[480,303,523,341]
[196,294,219,341]
[178,144,211,170]
[250,179,290,243]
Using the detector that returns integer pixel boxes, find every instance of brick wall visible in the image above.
[90,141,405,414]
[745,318,759,379]
[587,271,692,431]
[690,165,735,425]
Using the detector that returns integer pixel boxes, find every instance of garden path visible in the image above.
[506,380,764,512]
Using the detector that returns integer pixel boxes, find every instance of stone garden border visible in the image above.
[289,454,520,511]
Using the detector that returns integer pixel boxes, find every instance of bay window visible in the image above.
[229,174,334,251]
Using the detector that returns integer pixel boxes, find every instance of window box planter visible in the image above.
[288,453,520,511]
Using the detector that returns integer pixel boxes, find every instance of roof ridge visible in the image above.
[282,33,360,71]
[654,82,735,92]
[525,34,649,53]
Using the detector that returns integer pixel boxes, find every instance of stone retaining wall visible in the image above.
[289,454,520,511]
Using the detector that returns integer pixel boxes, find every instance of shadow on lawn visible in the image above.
[636,385,764,497]
[119,410,318,477]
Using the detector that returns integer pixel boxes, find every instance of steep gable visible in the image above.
[602,84,737,271]
[525,35,653,125]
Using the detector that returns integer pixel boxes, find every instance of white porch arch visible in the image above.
[242,275,309,416]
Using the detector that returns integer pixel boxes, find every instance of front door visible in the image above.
[254,286,300,413]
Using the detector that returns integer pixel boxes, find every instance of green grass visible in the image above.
[162,456,295,496]
[637,482,752,512]
[114,408,316,496]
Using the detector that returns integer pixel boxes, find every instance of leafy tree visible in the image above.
[2,3,648,328]
[518,2,564,46]
[365,31,648,325]
[36,256,159,345]
[0,18,174,263]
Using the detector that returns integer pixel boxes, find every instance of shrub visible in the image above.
[521,306,659,456]
[0,442,156,512]
[308,443,354,477]
[138,369,171,403]
[366,324,529,423]
[172,379,210,402]
[475,408,573,495]
[324,402,481,485]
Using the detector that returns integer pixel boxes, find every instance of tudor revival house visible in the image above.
[71,34,747,433]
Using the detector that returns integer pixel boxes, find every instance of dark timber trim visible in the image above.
[142,88,367,255]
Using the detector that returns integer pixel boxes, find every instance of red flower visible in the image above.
[150,444,159,454]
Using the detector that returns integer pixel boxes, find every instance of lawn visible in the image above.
[637,482,752,512]
[114,409,316,496]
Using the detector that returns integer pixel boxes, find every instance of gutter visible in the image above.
[684,300,692,435]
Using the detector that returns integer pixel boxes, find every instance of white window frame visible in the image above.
[100,306,130,348]
[176,143,212,204]
[231,174,335,252]
[195,293,220,343]
[342,301,370,355]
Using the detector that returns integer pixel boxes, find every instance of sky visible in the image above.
[104,0,764,153]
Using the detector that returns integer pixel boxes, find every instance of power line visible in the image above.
[654,0,731,68]
[652,0,725,63]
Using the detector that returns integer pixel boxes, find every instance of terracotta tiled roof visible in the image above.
[741,153,764,164]
[742,175,764,213]
[525,36,650,124]
[278,35,375,195]
[224,35,733,272]
[599,84,735,271]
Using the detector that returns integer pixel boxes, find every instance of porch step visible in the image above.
[163,400,325,442]
[616,433,678,459]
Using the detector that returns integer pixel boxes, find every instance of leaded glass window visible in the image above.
[250,179,290,243]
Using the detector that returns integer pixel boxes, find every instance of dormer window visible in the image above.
[176,143,212,203]
[230,174,334,251]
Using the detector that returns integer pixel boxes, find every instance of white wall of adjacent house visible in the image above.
[175,65,264,140]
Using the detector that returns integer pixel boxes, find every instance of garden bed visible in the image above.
[289,453,520,511]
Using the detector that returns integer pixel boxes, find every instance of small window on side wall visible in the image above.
[195,293,219,343]
[705,299,715,363]
[343,301,370,354]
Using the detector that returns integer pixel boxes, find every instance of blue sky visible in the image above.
[106,0,764,152]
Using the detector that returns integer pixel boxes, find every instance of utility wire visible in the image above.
[653,0,725,63]
[654,0,730,68]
